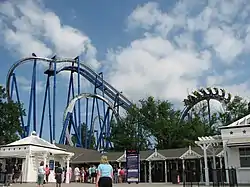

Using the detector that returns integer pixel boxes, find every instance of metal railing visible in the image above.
[212,168,237,187]
[183,170,200,187]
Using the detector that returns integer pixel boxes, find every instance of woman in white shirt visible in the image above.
[74,166,80,182]
[37,161,45,187]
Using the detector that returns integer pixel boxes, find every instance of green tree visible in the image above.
[71,123,95,148]
[138,97,183,149]
[0,86,24,144]
[218,96,249,126]
[109,105,151,151]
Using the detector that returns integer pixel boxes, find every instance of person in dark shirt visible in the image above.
[55,164,63,187]
[5,163,13,186]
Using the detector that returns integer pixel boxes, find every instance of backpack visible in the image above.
[119,169,125,176]
[91,167,96,174]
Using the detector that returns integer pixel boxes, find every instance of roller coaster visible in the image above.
[6,54,132,150]
[6,54,233,150]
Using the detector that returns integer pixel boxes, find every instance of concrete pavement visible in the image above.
[4,183,199,187]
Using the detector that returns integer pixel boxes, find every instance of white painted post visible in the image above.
[144,162,147,182]
[223,141,229,182]
[219,157,223,169]
[182,159,185,183]
[66,157,70,184]
[149,161,152,183]
[200,159,203,182]
[164,160,168,183]
[212,148,217,183]
[203,147,209,186]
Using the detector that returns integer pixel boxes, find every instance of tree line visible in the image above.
[0,85,249,151]
[109,96,250,151]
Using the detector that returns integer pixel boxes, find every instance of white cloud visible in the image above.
[17,76,44,94]
[0,0,99,70]
[106,0,250,104]
[1,0,250,107]
[204,27,243,63]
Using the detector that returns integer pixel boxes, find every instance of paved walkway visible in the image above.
[2,183,199,187]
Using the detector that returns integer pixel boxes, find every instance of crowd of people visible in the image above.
[0,160,22,186]
[37,155,126,187]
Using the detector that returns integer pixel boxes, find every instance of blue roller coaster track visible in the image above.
[6,54,133,150]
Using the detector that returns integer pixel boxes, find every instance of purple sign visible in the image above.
[126,150,140,183]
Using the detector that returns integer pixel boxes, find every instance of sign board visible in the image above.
[126,149,140,183]
[49,160,54,170]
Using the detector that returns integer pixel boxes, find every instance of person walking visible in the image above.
[74,166,80,182]
[4,161,13,186]
[37,161,45,187]
[96,155,113,187]
[55,164,63,187]
[45,165,50,183]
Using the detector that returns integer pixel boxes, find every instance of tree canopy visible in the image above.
[109,95,250,151]
[0,85,24,145]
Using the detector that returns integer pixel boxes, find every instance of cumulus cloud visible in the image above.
[0,0,99,70]
[1,0,250,107]
[17,76,44,94]
[106,0,250,103]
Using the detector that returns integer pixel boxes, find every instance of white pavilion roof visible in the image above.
[3,131,64,150]
[222,114,250,128]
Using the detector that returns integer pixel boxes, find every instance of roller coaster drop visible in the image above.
[6,55,233,150]
[6,54,132,150]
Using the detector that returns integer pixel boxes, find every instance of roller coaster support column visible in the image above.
[26,53,37,137]
[11,73,25,137]
[40,62,53,142]
[207,99,211,126]
[99,72,106,134]
[96,109,110,150]
[76,56,82,146]
[88,75,103,148]
[65,61,77,144]
[52,56,57,142]
[85,98,89,148]
[32,53,37,132]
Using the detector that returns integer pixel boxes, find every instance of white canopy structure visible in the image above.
[0,131,74,183]
[195,135,222,186]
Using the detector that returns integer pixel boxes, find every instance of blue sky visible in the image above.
[0,0,250,142]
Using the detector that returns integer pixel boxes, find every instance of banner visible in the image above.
[126,150,140,183]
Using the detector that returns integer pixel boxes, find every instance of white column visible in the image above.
[24,154,30,182]
[182,159,185,183]
[203,146,209,186]
[212,148,217,183]
[43,153,48,166]
[118,162,121,168]
[66,157,70,184]
[223,141,229,182]
[149,161,152,183]
[144,162,147,182]
[200,159,203,182]
[164,160,168,183]
[219,157,223,169]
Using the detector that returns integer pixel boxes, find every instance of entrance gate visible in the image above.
[151,161,165,182]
